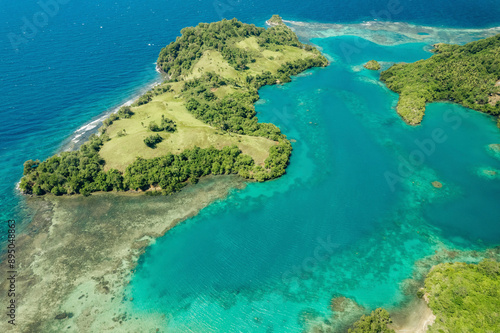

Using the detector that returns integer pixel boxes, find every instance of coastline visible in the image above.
[390,297,435,333]
[60,65,167,153]
[388,245,500,333]
[0,175,246,332]
[14,69,164,195]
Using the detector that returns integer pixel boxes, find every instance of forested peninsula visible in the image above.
[19,16,328,196]
[381,34,500,125]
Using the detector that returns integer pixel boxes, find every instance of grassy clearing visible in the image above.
[237,37,320,76]
[235,36,260,50]
[211,85,239,99]
[249,45,314,75]
[99,93,274,172]
[184,50,240,81]
[184,37,320,82]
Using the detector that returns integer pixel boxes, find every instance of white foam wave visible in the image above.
[64,74,163,151]
[284,19,500,46]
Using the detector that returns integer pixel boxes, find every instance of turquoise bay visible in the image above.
[127,34,500,331]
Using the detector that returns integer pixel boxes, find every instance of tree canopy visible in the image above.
[424,259,500,332]
[348,308,395,333]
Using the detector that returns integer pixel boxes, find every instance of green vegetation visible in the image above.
[364,60,381,70]
[19,134,262,196]
[182,73,283,140]
[19,17,327,196]
[424,259,500,332]
[344,259,500,333]
[132,84,172,107]
[148,115,176,133]
[348,308,395,333]
[98,98,276,172]
[381,34,500,124]
[126,145,254,192]
[20,135,119,197]
[117,106,134,118]
[157,18,326,79]
[144,134,163,148]
[267,15,284,26]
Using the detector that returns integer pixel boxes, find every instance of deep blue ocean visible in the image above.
[1,0,500,332]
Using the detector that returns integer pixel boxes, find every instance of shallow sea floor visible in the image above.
[125,25,500,332]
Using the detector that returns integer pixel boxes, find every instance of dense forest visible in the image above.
[20,135,113,196]
[381,34,500,124]
[19,18,323,196]
[423,259,500,332]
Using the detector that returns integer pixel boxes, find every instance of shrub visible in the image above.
[144,134,163,148]
[348,308,395,333]
[117,106,134,118]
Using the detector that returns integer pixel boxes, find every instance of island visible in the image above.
[19,18,328,197]
[380,34,500,125]
[266,14,285,27]
[364,60,381,71]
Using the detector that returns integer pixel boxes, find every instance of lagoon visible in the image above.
[127,31,500,332]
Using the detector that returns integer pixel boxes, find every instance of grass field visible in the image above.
[99,36,319,172]
[237,36,317,75]
[100,92,275,171]
[184,50,240,81]
[184,36,319,82]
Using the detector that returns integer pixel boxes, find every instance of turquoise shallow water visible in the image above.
[127,35,500,331]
